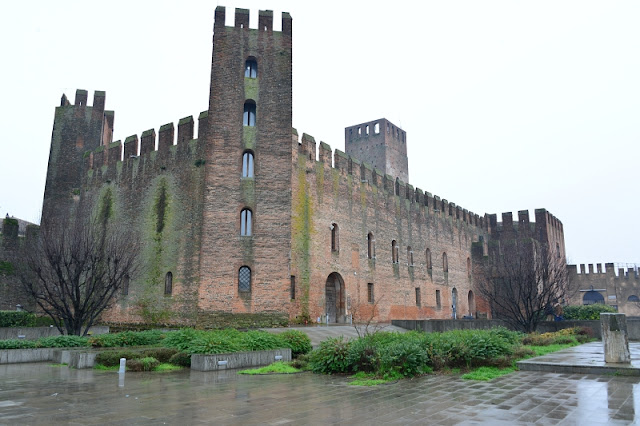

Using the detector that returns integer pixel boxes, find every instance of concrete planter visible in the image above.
[191,348,291,371]
[0,326,109,340]
[0,348,53,364]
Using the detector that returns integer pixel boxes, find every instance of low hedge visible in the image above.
[563,304,618,320]
[0,311,36,328]
[0,335,90,349]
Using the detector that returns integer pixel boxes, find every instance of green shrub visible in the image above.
[89,330,165,347]
[346,336,380,373]
[0,311,36,327]
[168,352,191,367]
[0,339,37,349]
[95,350,142,367]
[487,327,523,345]
[240,330,284,351]
[278,330,312,357]
[522,334,554,346]
[34,316,56,327]
[189,335,242,354]
[141,347,178,363]
[127,356,159,372]
[36,335,89,348]
[308,337,351,374]
[378,340,429,377]
[424,330,513,368]
[563,304,617,320]
[162,328,204,352]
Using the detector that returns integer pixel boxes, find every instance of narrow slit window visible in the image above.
[164,272,173,296]
[122,274,130,296]
[242,151,254,178]
[368,283,374,303]
[443,252,448,272]
[241,208,253,236]
[436,290,441,309]
[290,276,296,300]
[331,223,339,252]
[392,240,399,264]
[243,101,256,126]
[367,232,375,259]
[244,59,257,78]
[426,249,432,269]
[415,288,421,306]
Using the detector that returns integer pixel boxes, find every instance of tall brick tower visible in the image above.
[198,7,293,320]
[42,90,113,222]
[345,118,409,183]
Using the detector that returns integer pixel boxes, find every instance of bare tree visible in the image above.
[475,241,571,333]
[351,285,387,337]
[16,215,138,336]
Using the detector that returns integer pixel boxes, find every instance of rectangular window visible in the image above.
[415,288,421,306]
[290,275,296,300]
[436,290,441,310]
[367,283,374,303]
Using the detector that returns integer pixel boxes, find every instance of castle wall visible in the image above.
[290,132,491,322]
[81,113,208,326]
[0,219,38,311]
[567,263,640,316]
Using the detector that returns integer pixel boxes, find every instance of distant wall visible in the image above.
[0,326,109,340]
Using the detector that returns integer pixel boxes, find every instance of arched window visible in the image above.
[238,266,251,292]
[391,240,399,264]
[367,232,375,259]
[426,249,432,269]
[407,246,414,266]
[395,178,400,196]
[628,295,640,302]
[243,101,256,126]
[122,274,130,296]
[583,291,604,305]
[443,252,448,272]
[242,151,254,178]
[244,59,257,78]
[241,208,253,236]
[164,272,173,296]
[331,223,339,252]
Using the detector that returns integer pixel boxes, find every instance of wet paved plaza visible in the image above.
[3,362,640,425]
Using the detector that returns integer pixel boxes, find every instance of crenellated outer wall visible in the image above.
[567,263,640,316]
[291,130,491,322]
[81,109,208,326]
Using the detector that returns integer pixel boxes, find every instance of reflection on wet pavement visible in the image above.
[2,362,640,424]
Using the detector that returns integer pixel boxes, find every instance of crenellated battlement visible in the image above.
[294,129,486,231]
[568,263,640,279]
[84,112,208,172]
[214,6,292,35]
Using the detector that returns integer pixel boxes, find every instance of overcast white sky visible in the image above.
[0,1,638,267]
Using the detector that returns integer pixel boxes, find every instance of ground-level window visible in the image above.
[436,289,441,309]
[290,275,296,300]
[239,266,251,292]
[241,208,252,236]
[164,272,173,295]
[368,283,374,303]
[415,287,421,306]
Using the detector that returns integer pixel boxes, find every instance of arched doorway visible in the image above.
[452,287,458,319]
[468,290,475,317]
[325,272,346,323]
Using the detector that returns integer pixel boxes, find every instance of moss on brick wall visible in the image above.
[196,311,289,329]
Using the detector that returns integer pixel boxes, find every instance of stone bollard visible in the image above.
[601,313,631,364]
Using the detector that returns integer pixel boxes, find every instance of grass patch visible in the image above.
[348,371,396,386]
[526,343,577,357]
[238,362,301,375]
[49,363,68,367]
[462,366,516,381]
[94,363,119,371]
[155,363,183,372]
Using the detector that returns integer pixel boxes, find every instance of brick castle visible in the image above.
[2,7,572,327]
